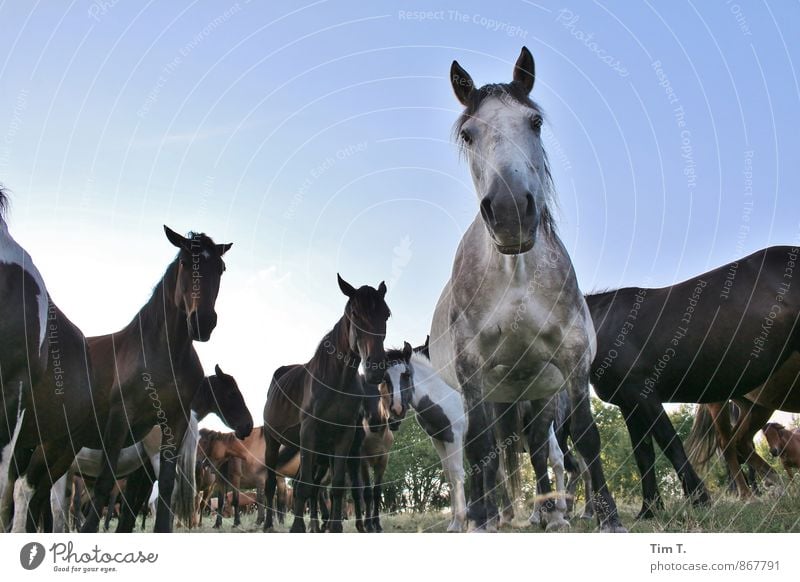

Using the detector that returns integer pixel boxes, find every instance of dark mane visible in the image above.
[307,316,354,380]
[131,231,219,333]
[0,184,8,221]
[385,347,407,367]
[452,82,556,238]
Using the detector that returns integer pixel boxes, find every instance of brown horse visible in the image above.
[360,354,407,533]
[0,186,104,532]
[762,423,800,478]
[80,226,232,532]
[198,426,297,528]
[263,275,389,533]
[687,373,800,497]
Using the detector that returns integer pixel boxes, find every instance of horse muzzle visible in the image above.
[235,421,253,440]
[188,311,218,342]
[480,190,539,255]
[770,447,780,457]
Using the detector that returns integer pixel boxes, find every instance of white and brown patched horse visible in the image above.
[0,187,103,532]
[384,340,468,532]
[428,48,625,532]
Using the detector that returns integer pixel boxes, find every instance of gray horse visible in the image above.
[429,47,624,532]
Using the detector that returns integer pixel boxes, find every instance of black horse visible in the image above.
[263,275,390,533]
[586,245,800,518]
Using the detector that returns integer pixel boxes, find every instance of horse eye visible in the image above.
[460,129,472,144]
[531,116,543,131]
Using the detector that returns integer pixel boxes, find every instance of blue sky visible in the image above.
[1,1,798,426]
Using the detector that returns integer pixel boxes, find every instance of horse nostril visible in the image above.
[525,192,536,217]
[480,196,495,225]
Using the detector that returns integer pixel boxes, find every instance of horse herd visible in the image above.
[1,46,800,534]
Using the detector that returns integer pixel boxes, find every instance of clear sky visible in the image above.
[1,1,798,428]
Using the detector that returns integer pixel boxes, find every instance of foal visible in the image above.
[263,275,389,533]
[762,423,800,478]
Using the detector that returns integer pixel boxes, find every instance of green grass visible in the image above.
[173,479,800,534]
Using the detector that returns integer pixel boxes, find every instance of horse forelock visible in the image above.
[452,82,557,238]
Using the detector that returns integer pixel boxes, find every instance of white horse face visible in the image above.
[383,344,414,422]
[451,47,549,255]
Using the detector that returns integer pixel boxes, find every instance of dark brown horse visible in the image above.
[0,186,103,532]
[80,226,232,532]
[263,275,389,533]
[587,246,800,518]
[762,423,800,478]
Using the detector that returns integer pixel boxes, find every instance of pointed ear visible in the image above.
[450,60,474,106]
[337,273,356,298]
[164,225,189,250]
[217,242,233,256]
[377,281,387,298]
[403,341,413,361]
[513,46,535,95]
[214,364,223,377]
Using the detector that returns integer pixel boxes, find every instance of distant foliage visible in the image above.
[382,413,450,513]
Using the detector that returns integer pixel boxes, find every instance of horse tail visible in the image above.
[494,403,524,506]
[173,412,199,527]
[686,403,719,473]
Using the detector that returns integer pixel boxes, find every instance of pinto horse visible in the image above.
[586,246,800,518]
[762,423,800,478]
[429,48,623,532]
[384,341,469,532]
[0,187,104,532]
[79,226,232,533]
[263,275,389,533]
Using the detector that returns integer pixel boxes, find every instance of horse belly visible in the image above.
[745,352,800,412]
[483,361,565,402]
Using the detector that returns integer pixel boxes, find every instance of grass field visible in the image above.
[172,480,800,534]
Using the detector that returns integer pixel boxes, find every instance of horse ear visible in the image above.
[164,225,189,250]
[337,273,356,298]
[513,46,535,95]
[377,281,387,298]
[403,341,412,361]
[217,242,233,256]
[450,60,474,106]
[214,364,223,377]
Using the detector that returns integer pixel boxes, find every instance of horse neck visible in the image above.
[468,217,566,282]
[309,315,361,393]
[127,259,191,352]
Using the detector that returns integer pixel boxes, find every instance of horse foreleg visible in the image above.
[50,473,70,533]
[116,462,155,533]
[706,402,750,497]
[568,377,624,533]
[81,408,127,533]
[290,424,316,533]
[360,461,374,532]
[547,424,569,527]
[346,454,365,533]
[621,404,661,519]
[464,402,497,531]
[104,484,119,531]
[328,437,352,533]
[255,484,265,526]
[437,439,466,533]
[231,475,241,528]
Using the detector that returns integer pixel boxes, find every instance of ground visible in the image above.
[171,481,800,534]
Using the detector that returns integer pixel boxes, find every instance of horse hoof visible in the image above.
[290,523,306,533]
[374,523,383,533]
[446,521,463,533]
[329,523,343,533]
[635,508,656,520]
[545,519,571,532]
[356,520,365,533]
[601,524,628,533]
